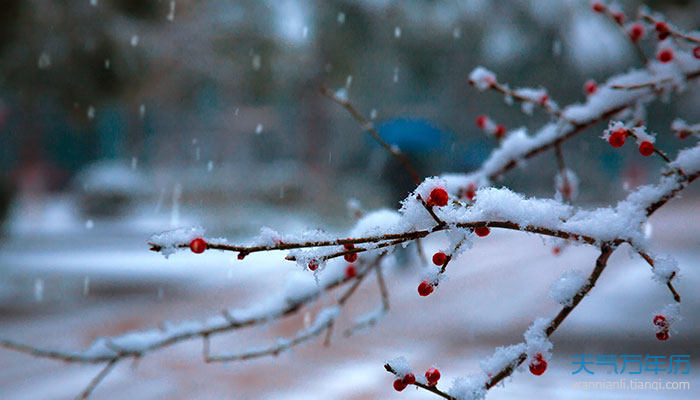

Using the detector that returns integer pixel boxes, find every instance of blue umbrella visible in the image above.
[374,118,449,153]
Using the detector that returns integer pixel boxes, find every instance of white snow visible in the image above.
[548,270,587,306]
[469,67,496,91]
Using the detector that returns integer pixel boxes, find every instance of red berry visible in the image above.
[465,183,476,201]
[189,238,207,254]
[237,252,246,260]
[657,49,673,63]
[693,46,700,59]
[343,242,354,250]
[344,252,358,263]
[638,141,654,157]
[529,354,548,376]
[628,24,644,41]
[494,125,506,138]
[475,227,490,237]
[418,281,434,297]
[654,21,668,32]
[653,315,667,327]
[432,251,447,266]
[476,115,488,129]
[345,264,357,279]
[655,21,670,40]
[402,373,416,385]
[592,2,605,13]
[608,129,627,148]
[584,80,597,95]
[393,378,407,392]
[656,330,669,341]
[425,367,441,386]
[612,12,625,25]
[539,94,549,105]
[308,260,319,271]
[429,187,449,207]
[552,247,561,256]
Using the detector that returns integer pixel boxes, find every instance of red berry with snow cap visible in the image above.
[639,141,654,157]
[432,251,447,266]
[393,378,407,391]
[529,354,548,376]
[189,238,207,254]
[657,49,673,63]
[428,187,449,207]
[475,227,490,237]
[608,129,627,148]
[425,367,441,386]
[345,264,357,278]
[402,373,416,385]
[418,281,434,297]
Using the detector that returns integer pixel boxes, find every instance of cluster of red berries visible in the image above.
[418,252,443,296]
[393,367,441,392]
[529,353,548,376]
[655,21,670,40]
[590,2,624,25]
[427,187,449,207]
[607,128,655,157]
[654,314,670,341]
[476,115,506,139]
[189,238,207,254]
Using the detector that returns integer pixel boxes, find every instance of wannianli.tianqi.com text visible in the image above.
[572,379,690,391]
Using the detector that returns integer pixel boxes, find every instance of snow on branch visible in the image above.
[3,5,700,400]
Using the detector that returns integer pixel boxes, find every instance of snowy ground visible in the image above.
[0,200,698,399]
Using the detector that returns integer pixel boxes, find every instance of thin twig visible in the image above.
[485,245,615,389]
[320,87,421,185]
[76,358,119,400]
[554,144,571,203]
[636,250,681,302]
[640,13,700,45]
[416,194,446,227]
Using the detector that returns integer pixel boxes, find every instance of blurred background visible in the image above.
[0,0,699,399]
